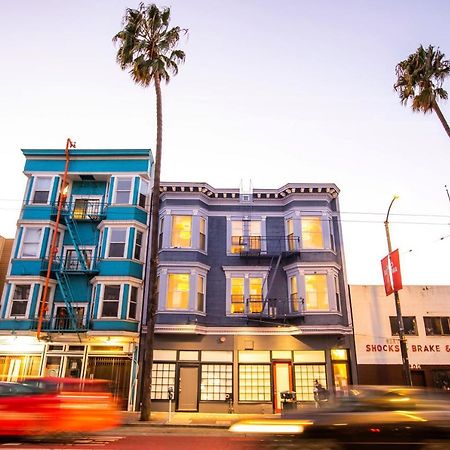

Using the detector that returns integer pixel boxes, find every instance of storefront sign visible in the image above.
[365,343,450,353]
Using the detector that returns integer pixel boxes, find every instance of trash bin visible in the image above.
[280,390,297,410]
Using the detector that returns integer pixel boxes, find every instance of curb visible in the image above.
[123,422,231,429]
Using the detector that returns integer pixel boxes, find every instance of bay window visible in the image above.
[171,216,192,248]
[285,213,333,251]
[100,285,121,318]
[138,179,149,208]
[10,284,32,317]
[301,217,324,249]
[20,227,42,258]
[114,177,132,204]
[305,274,329,311]
[108,228,127,257]
[31,177,52,204]
[167,274,190,309]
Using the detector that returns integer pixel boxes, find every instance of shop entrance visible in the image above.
[272,361,292,413]
[177,365,199,411]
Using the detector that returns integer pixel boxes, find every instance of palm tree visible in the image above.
[113,2,186,421]
[394,45,450,139]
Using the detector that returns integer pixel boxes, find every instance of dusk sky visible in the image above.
[1,0,449,285]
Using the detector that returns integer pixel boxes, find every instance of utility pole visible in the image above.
[384,196,412,386]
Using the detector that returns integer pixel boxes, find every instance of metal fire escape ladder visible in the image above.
[37,138,75,339]
[55,271,79,329]
[64,214,88,271]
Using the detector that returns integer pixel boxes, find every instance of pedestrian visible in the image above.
[313,379,329,408]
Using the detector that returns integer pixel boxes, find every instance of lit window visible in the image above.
[171,216,192,248]
[294,364,327,402]
[151,363,176,399]
[134,230,143,260]
[101,285,121,318]
[72,198,100,220]
[10,285,31,317]
[197,276,205,312]
[128,286,138,320]
[199,217,206,251]
[231,221,244,254]
[167,274,190,309]
[231,278,245,313]
[287,218,297,251]
[249,278,263,313]
[114,178,132,204]
[301,217,324,249]
[21,228,42,258]
[290,276,301,312]
[201,364,232,401]
[138,179,149,208]
[238,364,271,401]
[32,177,52,204]
[305,274,329,310]
[231,220,261,254]
[108,228,127,257]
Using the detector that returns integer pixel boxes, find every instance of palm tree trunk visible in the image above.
[140,74,163,421]
[432,100,450,139]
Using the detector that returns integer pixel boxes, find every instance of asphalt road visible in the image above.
[0,427,449,450]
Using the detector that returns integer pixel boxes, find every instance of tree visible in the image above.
[113,2,186,421]
[394,45,450,139]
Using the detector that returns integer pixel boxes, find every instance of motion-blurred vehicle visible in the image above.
[231,385,450,444]
[0,377,121,437]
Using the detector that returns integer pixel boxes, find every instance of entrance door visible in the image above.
[273,361,292,413]
[332,362,350,397]
[177,366,199,411]
[412,370,426,386]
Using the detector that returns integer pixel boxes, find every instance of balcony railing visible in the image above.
[41,256,98,273]
[234,236,301,256]
[52,200,105,221]
[230,296,304,318]
[30,317,87,333]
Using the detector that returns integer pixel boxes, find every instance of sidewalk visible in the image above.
[123,411,279,428]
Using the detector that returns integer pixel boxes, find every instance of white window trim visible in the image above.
[138,178,150,209]
[223,266,270,316]
[106,227,130,259]
[226,216,267,256]
[52,302,87,327]
[113,176,135,205]
[30,175,55,205]
[160,210,208,253]
[63,245,95,270]
[7,283,34,318]
[157,262,209,314]
[70,194,103,217]
[127,284,141,320]
[19,226,44,259]
[133,229,145,262]
[285,265,340,314]
[98,283,123,319]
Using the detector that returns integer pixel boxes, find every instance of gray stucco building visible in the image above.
[149,182,356,413]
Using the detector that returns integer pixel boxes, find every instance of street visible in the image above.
[0,427,449,450]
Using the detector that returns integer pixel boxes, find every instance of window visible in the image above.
[21,228,42,258]
[114,177,132,204]
[230,220,261,254]
[166,274,189,310]
[294,365,327,402]
[287,218,297,251]
[304,274,329,311]
[10,285,31,317]
[301,217,324,249]
[72,198,100,220]
[424,317,450,336]
[32,177,52,204]
[128,286,138,320]
[158,217,164,250]
[55,306,85,330]
[171,216,192,248]
[138,179,149,208]
[101,285,121,318]
[134,230,143,260]
[248,278,263,313]
[231,277,245,314]
[201,364,232,401]
[64,249,92,270]
[197,276,205,312]
[390,316,418,336]
[108,228,127,257]
[151,363,176,400]
[199,217,206,251]
[289,276,301,312]
[238,364,271,401]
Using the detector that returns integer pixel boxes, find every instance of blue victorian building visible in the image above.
[0,145,152,410]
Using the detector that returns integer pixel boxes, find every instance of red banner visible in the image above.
[390,249,403,291]
[381,255,393,296]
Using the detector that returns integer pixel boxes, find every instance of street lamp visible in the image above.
[384,195,412,386]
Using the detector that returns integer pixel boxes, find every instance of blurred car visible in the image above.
[0,377,121,437]
[230,386,450,444]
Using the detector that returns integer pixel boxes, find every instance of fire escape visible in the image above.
[36,139,103,338]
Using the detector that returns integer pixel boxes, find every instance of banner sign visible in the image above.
[381,249,402,296]
[381,255,393,296]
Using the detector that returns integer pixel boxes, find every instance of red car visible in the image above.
[0,378,121,437]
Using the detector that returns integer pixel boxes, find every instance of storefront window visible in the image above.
[238,364,271,401]
[151,362,176,400]
[294,364,327,401]
[200,364,232,401]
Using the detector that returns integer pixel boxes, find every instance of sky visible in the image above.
[0,0,449,286]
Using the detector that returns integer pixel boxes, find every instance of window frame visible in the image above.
[238,363,272,402]
[200,363,233,401]
[113,177,133,205]
[128,285,139,320]
[171,215,193,248]
[99,284,122,319]
[30,176,53,205]
[8,283,33,318]
[20,227,43,258]
[107,227,129,258]
[138,178,149,209]
[228,218,265,255]
[390,316,418,336]
[134,229,144,261]
[71,195,102,220]
[424,317,450,336]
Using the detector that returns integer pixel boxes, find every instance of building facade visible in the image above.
[0,147,152,410]
[351,285,450,388]
[0,237,14,299]
[149,182,356,413]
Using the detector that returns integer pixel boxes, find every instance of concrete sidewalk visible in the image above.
[123,411,279,428]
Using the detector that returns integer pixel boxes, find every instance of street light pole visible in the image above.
[385,196,412,386]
